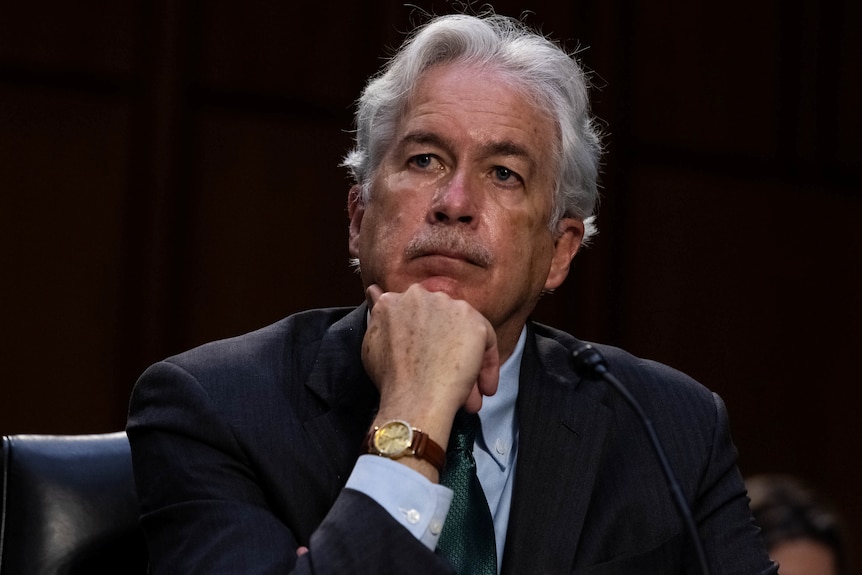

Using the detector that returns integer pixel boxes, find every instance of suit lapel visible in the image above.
[302,305,379,494]
[502,325,613,574]
[290,309,614,571]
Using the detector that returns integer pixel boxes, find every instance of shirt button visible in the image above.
[404,509,421,524]
[430,520,443,535]
[495,438,507,455]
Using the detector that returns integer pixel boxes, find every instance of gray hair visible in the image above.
[342,13,602,242]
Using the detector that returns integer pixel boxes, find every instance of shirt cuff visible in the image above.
[345,454,453,550]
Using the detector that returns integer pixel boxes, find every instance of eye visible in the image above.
[493,166,522,184]
[495,166,512,180]
[409,154,437,170]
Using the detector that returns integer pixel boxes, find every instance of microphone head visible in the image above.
[571,343,609,380]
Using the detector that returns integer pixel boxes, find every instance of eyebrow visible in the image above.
[400,131,451,151]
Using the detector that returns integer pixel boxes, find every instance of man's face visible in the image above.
[348,63,584,355]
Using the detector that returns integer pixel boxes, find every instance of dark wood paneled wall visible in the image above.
[2,0,859,561]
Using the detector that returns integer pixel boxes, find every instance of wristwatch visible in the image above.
[365,419,446,473]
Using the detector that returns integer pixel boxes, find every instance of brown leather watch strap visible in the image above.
[410,429,446,473]
[363,425,446,474]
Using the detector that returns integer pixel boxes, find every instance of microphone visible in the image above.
[571,343,712,575]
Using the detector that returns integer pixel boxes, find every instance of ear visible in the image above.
[347,185,365,258]
[543,217,584,292]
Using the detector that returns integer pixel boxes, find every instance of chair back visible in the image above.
[0,432,147,575]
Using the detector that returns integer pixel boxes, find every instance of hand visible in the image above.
[363,283,499,459]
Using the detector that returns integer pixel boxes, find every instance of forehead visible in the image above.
[398,63,557,162]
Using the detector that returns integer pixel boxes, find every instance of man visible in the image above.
[127,12,776,574]
[747,474,848,575]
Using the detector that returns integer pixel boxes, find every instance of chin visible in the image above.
[417,276,466,297]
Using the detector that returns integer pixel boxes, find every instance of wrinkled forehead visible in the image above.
[399,62,561,162]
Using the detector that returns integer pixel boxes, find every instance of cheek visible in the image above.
[358,202,411,264]
[372,172,431,222]
[495,208,550,257]
[513,219,557,283]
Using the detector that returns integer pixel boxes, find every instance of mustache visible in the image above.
[404,228,493,267]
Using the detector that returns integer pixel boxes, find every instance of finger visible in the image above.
[477,321,500,398]
[365,284,384,310]
[463,383,484,414]
[296,546,309,556]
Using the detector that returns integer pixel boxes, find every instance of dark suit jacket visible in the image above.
[127,305,776,574]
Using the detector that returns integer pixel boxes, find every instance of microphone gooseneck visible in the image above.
[571,343,712,575]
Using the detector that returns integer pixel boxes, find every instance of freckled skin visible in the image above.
[349,63,584,360]
[350,63,585,480]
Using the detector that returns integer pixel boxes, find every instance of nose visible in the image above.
[428,171,477,227]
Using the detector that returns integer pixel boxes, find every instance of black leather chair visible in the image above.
[0,432,148,575]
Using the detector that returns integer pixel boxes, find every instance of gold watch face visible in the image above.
[373,420,413,457]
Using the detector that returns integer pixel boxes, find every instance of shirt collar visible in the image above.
[477,326,525,469]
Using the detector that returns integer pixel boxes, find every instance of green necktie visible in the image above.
[437,411,497,575]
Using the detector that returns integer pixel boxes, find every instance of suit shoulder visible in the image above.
[158,306,358,384]
[530,321,714,404]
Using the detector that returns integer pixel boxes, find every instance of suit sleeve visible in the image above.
[127,360,454,575]
[694,393,777,575]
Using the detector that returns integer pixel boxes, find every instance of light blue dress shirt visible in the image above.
[345,328,525,571]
